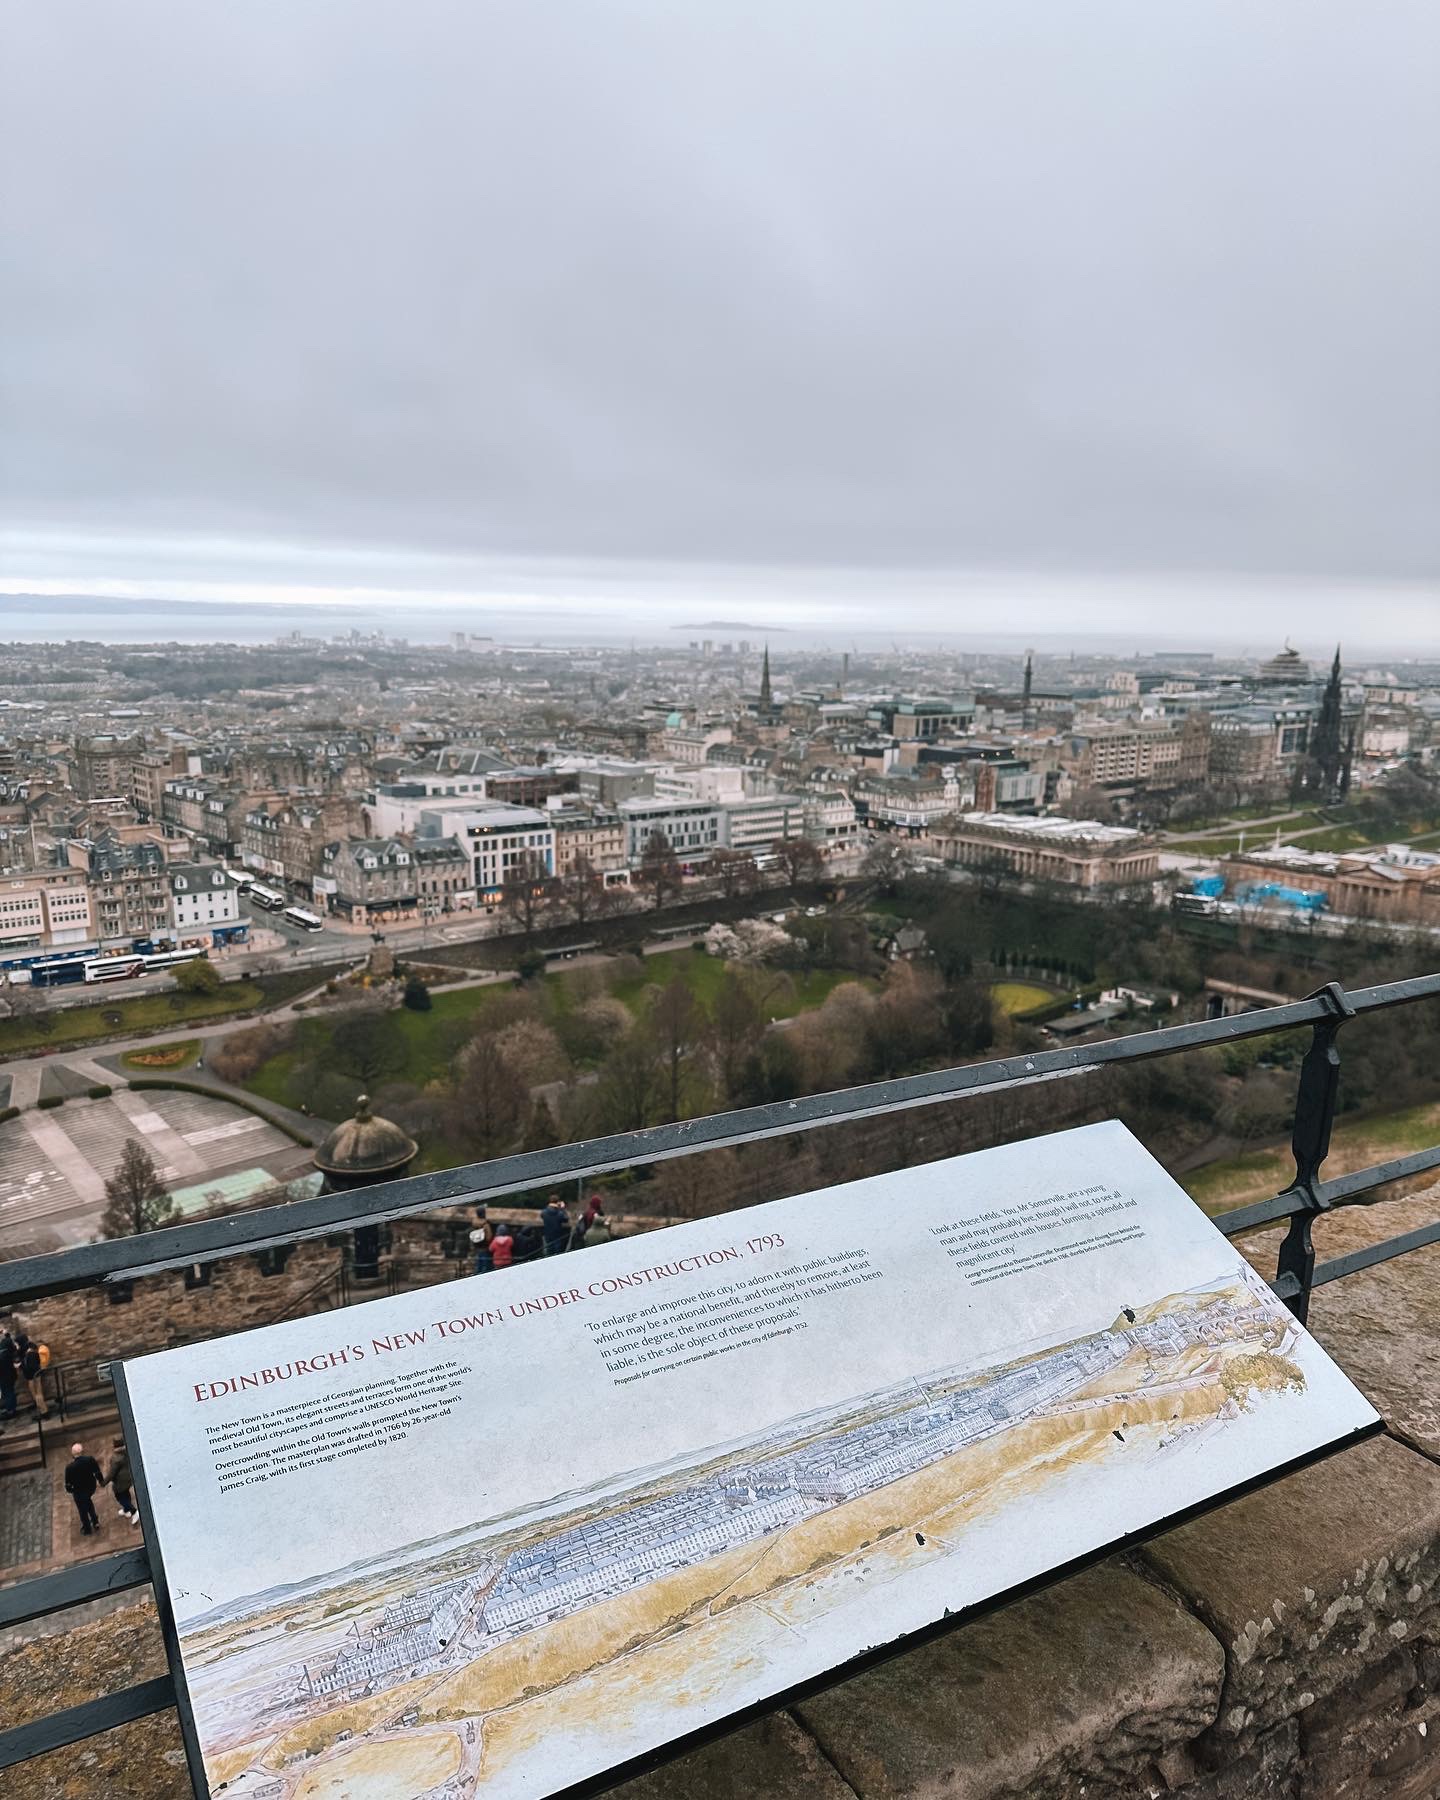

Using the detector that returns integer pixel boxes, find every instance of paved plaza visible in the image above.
[0,1086,304,1248]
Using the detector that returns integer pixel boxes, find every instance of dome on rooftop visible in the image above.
[313,1094,417,1182]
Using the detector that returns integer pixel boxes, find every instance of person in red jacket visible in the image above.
[490,1222,515,1270]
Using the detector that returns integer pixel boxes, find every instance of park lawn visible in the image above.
[245,954,869,1109]
[990,981,1055,1015]
[247,984,509,1101]
[1183,1098,1440,1218]
[0,980,268,1056]
[604,948,866,1020]
[1297,816,1440,854]
[392,983,512,1084]
[1174,812,1440,861]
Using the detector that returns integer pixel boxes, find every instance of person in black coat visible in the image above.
[65,1443,105,1535]
[0,1331,16,1421]
[540,1195,571,1256]
[17,1336,48,1418]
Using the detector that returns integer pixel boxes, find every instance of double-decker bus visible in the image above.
[282,906,325,932]
[27,953,92,988]
[84,954,146,983]
[247,884,286,911]
[140,947,208,974]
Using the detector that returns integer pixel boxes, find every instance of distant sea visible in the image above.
[0,596,405,646]
[1,594,1424,661]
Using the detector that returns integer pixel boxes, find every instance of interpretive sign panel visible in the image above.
[117,1120,1379,1800]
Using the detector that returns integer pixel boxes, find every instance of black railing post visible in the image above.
[1276,982,1356,1323]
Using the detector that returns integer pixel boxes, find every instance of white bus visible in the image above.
[283,906,325,932]
[248,884,286,911]
[141,948,208,974]
[84,954,145,983]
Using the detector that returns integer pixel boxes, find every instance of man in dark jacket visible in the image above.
[17,1335,48,1418]
[0,1330,16,1420]
[540,1195,570,1256]
[65,1443,105,1535]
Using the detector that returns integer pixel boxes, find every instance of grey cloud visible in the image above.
[1,0,1438,627]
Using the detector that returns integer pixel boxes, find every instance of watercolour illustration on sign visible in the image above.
[116,1120,1379,1800]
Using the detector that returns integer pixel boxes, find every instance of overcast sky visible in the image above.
[2,1,1437,646]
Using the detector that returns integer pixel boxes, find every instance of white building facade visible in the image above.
[616,797,723,865]
[418,804,556,907]
[169,864,246,946]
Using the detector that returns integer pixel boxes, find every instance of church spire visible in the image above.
[759,644,773,713]
[1309,645,1345,799]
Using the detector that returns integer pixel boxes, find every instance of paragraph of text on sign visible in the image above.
[588,1250,883,1386]
[206,1364,464,1494]
[932,1187,1145,1285]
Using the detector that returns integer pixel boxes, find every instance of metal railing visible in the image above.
[2,971,1439,1778]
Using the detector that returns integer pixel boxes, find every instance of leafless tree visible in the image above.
[500,849,553,943]
[101,1139,179,1238]
[771,834,824,887]
[637,830,683,911]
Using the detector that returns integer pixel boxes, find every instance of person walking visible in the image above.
[0,1329,17,1422]
[490,1221,515,1270]
[540,1194,570,1257]
[64,1443,105,1536]
[17,1333,48,1419]
[107,1437,139,1524]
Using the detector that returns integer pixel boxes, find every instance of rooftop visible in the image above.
[955,811,1144,845]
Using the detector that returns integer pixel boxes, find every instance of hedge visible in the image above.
[87,1083,113,1099]
[37,1094,65,1109]
[0,1105,17,1123]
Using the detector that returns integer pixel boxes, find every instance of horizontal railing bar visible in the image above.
[1217,1187,1304,1236]
[0,1549,152,1633]
[11,978,1438,1307]
[1314,1145,1440,1208]
[1343,974,1440,1013]
[1215,1142,1440,1244]
[1312,1217,1440,1289]
[0,1676,176,1770]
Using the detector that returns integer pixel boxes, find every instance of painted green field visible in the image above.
[990,981,1055,1015]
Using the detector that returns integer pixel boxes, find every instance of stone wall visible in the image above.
[12,1238,347,1371]
[9,1210,666,1372]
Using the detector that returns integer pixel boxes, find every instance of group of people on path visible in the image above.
[0,1324,50,1425]
[63,1438,139,1537]
[470,1192,615,1273]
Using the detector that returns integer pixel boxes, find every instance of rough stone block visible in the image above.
[794,1563,1223,1799]
[1142,1434,1440,1744]
[611,1711,857,1799]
